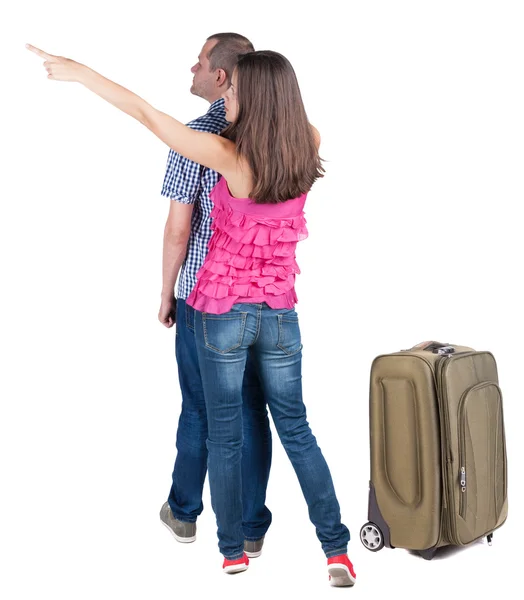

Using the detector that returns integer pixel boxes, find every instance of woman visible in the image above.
[26,43,356,587]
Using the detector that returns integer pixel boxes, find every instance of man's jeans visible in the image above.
[168,299,272,541]
[194,303,350,560]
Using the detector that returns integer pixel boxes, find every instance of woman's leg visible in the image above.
[193,305,256,560]
[242,351,273,542]
[253,306,350,557]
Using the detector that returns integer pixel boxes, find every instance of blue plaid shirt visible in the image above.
[161,98,229,299]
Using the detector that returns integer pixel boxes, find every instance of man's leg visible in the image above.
[164,300,272,550]
[242,351,272,546]
[167,299,208,523]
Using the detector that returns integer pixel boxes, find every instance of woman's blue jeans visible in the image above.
[194,303,350,560]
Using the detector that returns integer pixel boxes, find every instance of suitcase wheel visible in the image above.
[360,522,385,552]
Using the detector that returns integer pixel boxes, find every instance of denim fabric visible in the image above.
[168,299,272,540]
[194,303,350,559]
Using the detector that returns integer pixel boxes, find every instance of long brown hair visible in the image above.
[221,51,324,204]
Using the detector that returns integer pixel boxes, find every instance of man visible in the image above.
[157,33,272,558]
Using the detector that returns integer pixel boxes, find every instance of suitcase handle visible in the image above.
[409,340,456,354]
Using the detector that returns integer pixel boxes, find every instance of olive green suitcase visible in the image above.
[360,341,508,559]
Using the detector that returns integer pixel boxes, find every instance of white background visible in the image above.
[2,1,523,598]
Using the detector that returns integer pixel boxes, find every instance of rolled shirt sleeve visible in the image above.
[161,148,203,204]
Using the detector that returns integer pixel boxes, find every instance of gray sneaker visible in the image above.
[159,501,196,543]
[244,536,265,558]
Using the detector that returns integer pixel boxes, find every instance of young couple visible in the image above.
[27,31,356,587]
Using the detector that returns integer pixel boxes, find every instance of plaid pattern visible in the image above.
[161,98,228,299]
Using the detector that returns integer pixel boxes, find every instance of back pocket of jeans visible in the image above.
[277,313,302,355]
[203,313,247,354]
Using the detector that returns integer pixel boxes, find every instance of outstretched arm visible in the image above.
[26,44,235,174]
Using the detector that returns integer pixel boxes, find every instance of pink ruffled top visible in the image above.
[186,176,308,314]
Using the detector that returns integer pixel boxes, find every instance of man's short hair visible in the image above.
[206,33,255,84]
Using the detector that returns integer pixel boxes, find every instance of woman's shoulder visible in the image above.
[310,124,321,149]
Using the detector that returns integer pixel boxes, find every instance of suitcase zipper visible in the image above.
[457,384,475,521]
[459,466,467,519]
[436,354,461,545]
[437,352,480,543]
[458,386,468,520]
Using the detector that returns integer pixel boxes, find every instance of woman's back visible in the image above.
[186,176,308,315]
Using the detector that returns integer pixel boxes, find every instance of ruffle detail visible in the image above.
[187,282,299,315]
[187,177,307,314]
[210,205,308,246]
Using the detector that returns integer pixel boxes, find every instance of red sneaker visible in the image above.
[223,552,250,574]
[327,554,356,587]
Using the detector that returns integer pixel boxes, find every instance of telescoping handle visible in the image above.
[408,341,456,355]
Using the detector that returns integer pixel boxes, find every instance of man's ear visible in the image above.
[216,68,228,87]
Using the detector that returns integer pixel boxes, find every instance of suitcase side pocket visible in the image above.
[456,382,506,543]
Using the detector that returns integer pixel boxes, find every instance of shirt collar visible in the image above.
[208,97,225,113]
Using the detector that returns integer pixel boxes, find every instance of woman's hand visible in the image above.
[26,44,84,82]
[25,43,234,175]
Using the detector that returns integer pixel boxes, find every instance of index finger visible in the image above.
[25,44,55,60]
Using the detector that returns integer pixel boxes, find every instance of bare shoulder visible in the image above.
[221,155,254,199]
[310,124,321,149]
